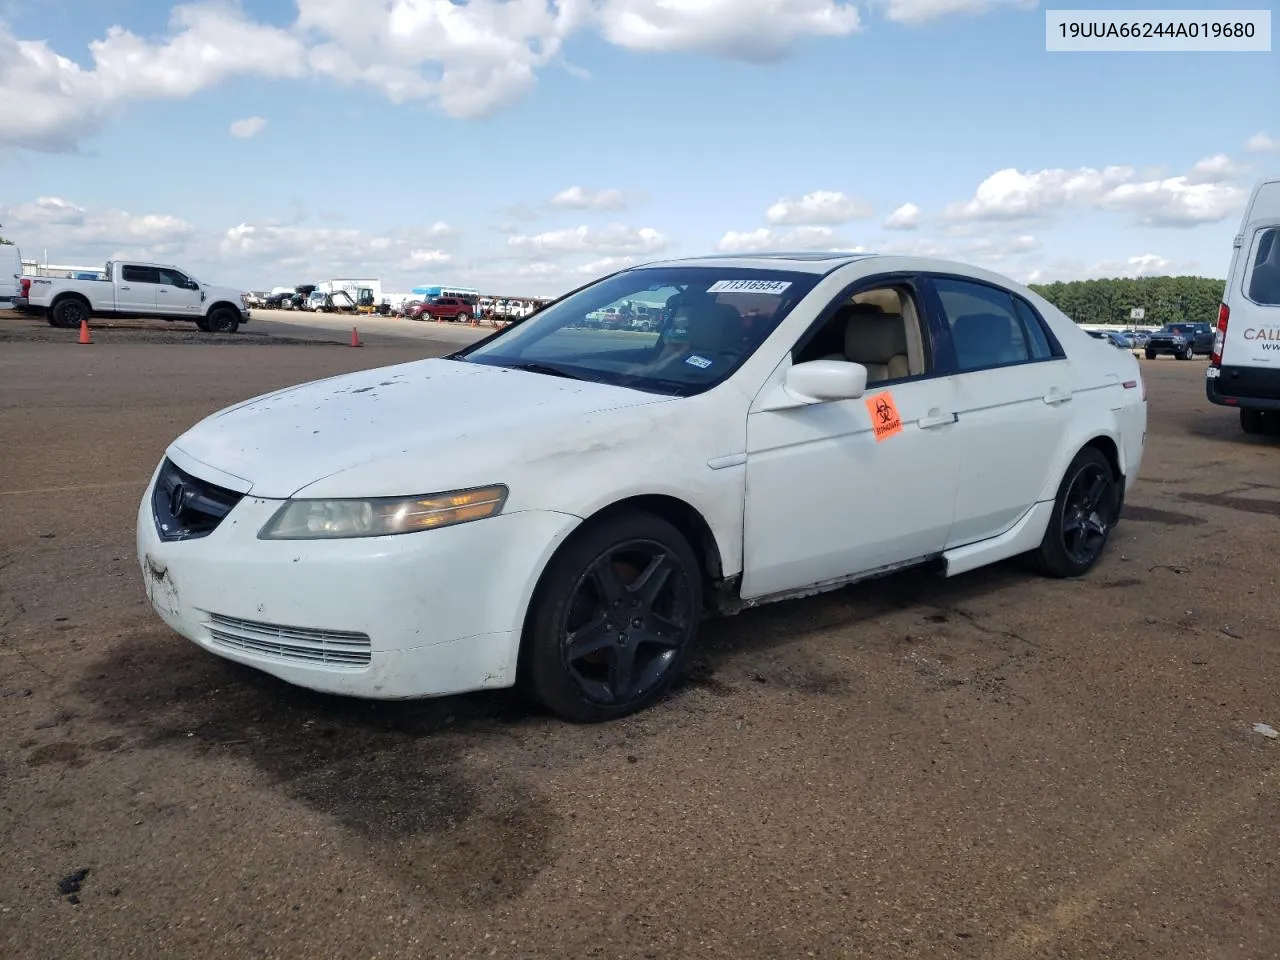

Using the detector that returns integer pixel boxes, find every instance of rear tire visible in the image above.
[1026,446,1121,579]
[51,298,89,329]
[1241,408,1264,434]
[520,511,703,723]
[1145,349,1156,360]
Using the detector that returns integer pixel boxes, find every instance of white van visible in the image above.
[0,244,22,303]
[1207,176,1280,433]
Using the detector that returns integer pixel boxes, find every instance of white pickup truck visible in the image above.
[27,260,249,333]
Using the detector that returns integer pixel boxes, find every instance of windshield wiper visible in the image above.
[493,360,593,382]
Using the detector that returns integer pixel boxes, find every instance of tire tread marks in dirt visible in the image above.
[75,630,558,906]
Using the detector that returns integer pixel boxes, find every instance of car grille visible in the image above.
[151,457,244,542]
[205,613,372,668]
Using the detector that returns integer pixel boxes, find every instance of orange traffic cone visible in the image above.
[78,319,92,344]
[350,326,362,348]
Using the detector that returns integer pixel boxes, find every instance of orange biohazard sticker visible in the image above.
[865,390,903,442]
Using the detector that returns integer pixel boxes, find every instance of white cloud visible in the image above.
[0,6,305,152]
[883,202,922,230]
[1,196,196,251]
[1185,153,1247,184]
[877,0,1036,23]
[1246,132,1279,153]
[946,162,1247,227]
[766,190,873,225]
[1099,178,1247,226]
[0,0,889,152]
[596,0,861,61]
[229,115,267,138]
[945,166,1136,221]
[402,248,452,267]
[715,224,851,252]
[715,228,773,253]
[1020,253,1183,284]
[550,186,628,211]
[575,255,636,274]
[506,223,669,257]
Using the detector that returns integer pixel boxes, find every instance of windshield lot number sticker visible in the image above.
[865,391,903,441]
[685,354,713,369]
[707,280,792,295]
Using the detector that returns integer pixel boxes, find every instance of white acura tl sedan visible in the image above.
[138,253,1147,722]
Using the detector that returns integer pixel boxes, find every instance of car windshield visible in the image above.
[454,266,822,396]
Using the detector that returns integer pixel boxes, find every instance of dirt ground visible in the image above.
[1,313,1277,960]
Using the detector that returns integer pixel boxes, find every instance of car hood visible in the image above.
[202,282,244,301]
[168,358,671,498]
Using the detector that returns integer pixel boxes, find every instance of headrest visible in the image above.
[836,302,886,321]
[952,313,1017,363]
[687,302,743,352]
[953,312,1012,344]
[844,312,907,363]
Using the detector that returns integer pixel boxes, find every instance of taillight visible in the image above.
[19,277,29,296]
[1211,302,1228,366]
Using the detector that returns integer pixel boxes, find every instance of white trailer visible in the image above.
[318,278,382,302]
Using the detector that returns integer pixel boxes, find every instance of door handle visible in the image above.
[1043,388,1073,405]
[918,410,958,429]
[119,285,130,290]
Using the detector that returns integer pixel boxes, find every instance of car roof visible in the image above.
[633,252,879,274]
[630,252,1045,287]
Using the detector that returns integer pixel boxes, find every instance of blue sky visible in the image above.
[2,0,1276,295]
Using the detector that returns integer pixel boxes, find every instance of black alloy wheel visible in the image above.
[52,298,87,329]
[522,511,702,722]
[1059,461,1115,568]
[206,307,239,333]
[1027,446,1121,578]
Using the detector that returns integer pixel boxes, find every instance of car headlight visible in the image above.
[258,484,508,540]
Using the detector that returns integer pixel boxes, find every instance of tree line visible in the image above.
[1027,275,1226,327]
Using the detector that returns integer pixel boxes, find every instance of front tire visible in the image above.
[521,511,703,723]
[1145,349,1156,360]
[1179,344,1194,360]
[1026,446,1121,579]
[205,307,239,333]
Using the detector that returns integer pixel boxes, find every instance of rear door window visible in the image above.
[930,277,1036,371]
[121,265,160,284]
[1247,227,1280,306]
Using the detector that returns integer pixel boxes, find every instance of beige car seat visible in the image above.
[843,310,911,382]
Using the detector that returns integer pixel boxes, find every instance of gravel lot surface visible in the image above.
[1,311,1277,959]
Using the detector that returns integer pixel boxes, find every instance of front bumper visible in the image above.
[136,469,580,699]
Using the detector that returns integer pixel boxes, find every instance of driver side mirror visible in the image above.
[784,359,868,403]
[186,280,200,290]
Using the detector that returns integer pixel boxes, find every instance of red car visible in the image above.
[406,296,473,322]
